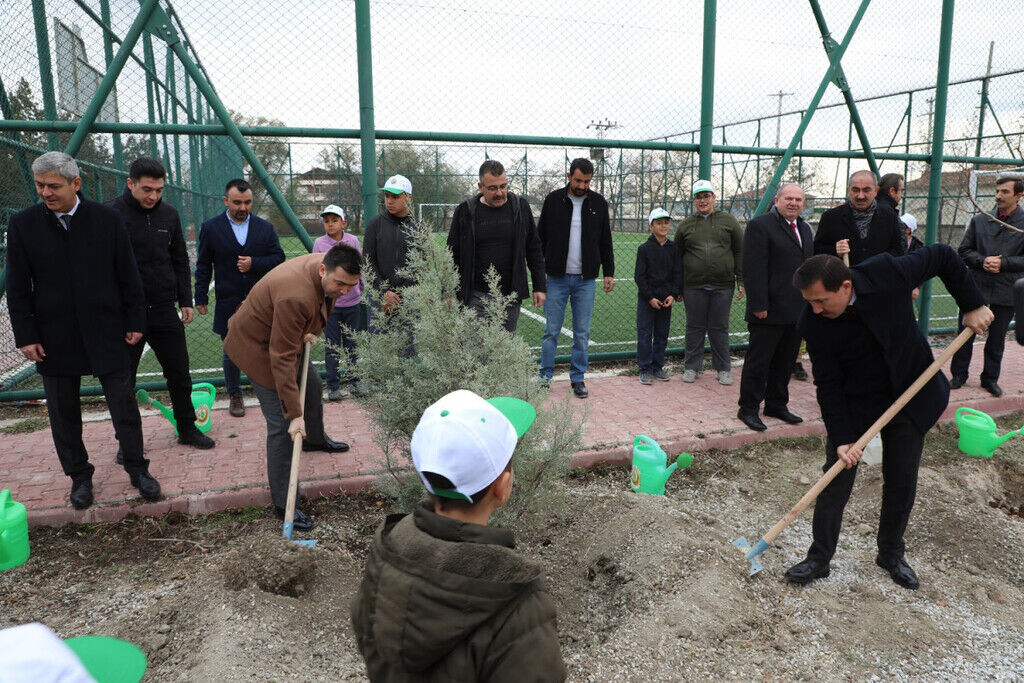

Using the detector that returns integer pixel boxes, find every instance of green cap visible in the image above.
[64,636,147,683]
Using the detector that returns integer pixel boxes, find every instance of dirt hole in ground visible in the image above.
[222,535,317,597]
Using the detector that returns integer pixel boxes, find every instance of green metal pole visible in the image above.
[31,0,60,150]
[355,0,378,225]
[917,0,955,334]
[98,0,124,172]
[697,0,716,180]
[753,0,872,216]
[167,46,184,209]
[808,0,878,177]
[903,92,912,212]
[142,32,160,158]
[65,0,161,158]
[155,17,314,251]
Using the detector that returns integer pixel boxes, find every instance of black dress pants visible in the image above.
[738,322,800,413]
[129,303,197,430]
[950,303,1014,383]
[808,413,924,562]
[42,368,149,483]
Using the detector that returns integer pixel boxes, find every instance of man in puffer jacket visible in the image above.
[351,390,566,682]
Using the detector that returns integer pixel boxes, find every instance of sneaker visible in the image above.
[327,388,344,401]
[571,381,588,399]
[717,371,733,386]
[348,382,369,398]
[681,369,699,383]
[792,364,809,382]
[639,371,653,385]
[229,393,245,417]
[653,369,671,382]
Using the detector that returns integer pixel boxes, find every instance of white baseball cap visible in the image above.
[321,204,346,220]
[648,207,671,225]
[411,390,536,502]
[901,213,918,232]
[692,179,715,196]
[382,174,413,195]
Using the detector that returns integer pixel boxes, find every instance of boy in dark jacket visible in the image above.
[351,390,566,681]
[635,208,683,385]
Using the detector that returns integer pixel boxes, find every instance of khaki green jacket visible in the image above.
[673,209,744,291]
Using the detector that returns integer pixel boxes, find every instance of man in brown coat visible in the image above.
[224,243,361,530]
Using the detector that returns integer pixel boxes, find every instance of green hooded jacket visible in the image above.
[351,503,566,682]
[673,209,744,291]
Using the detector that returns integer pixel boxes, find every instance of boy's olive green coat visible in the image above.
[673,209,744,291]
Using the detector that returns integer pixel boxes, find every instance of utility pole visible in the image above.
[974,41,995,168]
[769,91,793,148]
[922,96,935,172]
[587,118,621,194]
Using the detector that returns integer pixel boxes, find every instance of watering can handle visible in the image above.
[956,407,988,420]
[0,489,9,510]
[634,435,656,449]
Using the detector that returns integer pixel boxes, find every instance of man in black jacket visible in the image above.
[447,160,546,333]
[950,176,1024,396]
[786,248,991,589]
[106,158,214,452]
[6,152,161,509]
[737,184,813,432]
[814,170,905,265]
[877,173,905,216]
[537,158,615,398]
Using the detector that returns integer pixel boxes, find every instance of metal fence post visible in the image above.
[697,0,716,181]
[98,0,124,172]
[355,0,378,225]
[31,0,60,150]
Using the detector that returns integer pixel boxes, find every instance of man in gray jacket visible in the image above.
[950,176,1024,396]
[364,174,420,329]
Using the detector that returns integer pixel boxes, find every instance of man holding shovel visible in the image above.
[224,244,361,530]
[786,246,992,589]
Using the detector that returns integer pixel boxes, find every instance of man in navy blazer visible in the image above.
[194,178,285,416]
[786,247,992,589]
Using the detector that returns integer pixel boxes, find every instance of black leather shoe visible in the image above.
[737,410,767,432]
[571,382,588,399]
[129,471,162,501]
[70,480,93,510]
[876,554,919,590]
[764,407,804,424]
[949,374,967,389]
[302,436,350,453]
[275,506,313,531]
[785,557,831,585]
[115,446,124,466]
[178,429,215,449]
[980,380,1003,397]
[792,364,809,381]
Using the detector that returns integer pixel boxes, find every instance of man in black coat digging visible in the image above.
[786,247,991,589]
[6,152,162,510]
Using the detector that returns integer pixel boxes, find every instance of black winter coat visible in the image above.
[6,196,146,376]
[957,206,1024,307]
[634,235,682,302]
[447,193,546,303]
[537,186,614,279]
[741,207,814,325]
[106,188,192,307]
[364,209,420,292]
[798,245,985,446]
[813,201,906,265]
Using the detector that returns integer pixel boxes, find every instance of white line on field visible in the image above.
[519,307,595,346]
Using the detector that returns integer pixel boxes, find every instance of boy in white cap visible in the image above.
[364,174,420,327]
[634,208,683,385]
[351,389,566,681]
[313,205,365,399]
[901,213,923,252]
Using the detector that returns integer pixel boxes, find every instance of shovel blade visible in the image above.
[732,536,766,576]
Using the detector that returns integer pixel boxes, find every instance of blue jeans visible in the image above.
[539,275,596,383]
[221,334,242,396]
[324,304,362,390]
[636,296,672,372]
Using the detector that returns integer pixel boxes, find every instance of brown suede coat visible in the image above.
[224,253,331,419]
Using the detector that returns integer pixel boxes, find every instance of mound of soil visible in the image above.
[222,536,317,597]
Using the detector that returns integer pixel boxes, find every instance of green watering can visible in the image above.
[955,407,1022,458]
[0,489,30,571]
[136,382,216,436]
[630,435,693,495]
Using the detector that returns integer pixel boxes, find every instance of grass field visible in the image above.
[4,230,958,393]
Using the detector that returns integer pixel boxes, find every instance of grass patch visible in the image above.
[1,416,50,434]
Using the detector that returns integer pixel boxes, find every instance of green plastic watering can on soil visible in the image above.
[955,407,1022,459]
[0,489,30,571]
[630,435,693,495]
[136,382,216,436]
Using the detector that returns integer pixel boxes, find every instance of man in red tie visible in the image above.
[737,184,813,432]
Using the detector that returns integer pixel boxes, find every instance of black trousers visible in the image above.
[129,303,197,430]
[42,369,149,484]
[738,322,800,413]
[808,413,924,562]
[950,303,1014,383]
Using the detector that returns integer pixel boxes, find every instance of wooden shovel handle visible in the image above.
[762,326,974,544]
[283,341,314,528]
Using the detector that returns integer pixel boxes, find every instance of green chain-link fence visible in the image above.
[2,0,1023,399]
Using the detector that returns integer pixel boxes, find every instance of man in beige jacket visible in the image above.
[225,243,361,530]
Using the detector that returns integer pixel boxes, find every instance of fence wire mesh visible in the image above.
[2,0,1023,398]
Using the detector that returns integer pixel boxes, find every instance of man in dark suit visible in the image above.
[786,248,992,589]
[738,183,814,432]
[814,170,906,265]
[6,152,162,509]
[194,178,285,417]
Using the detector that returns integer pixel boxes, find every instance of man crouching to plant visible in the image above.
[351,389,566,681]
